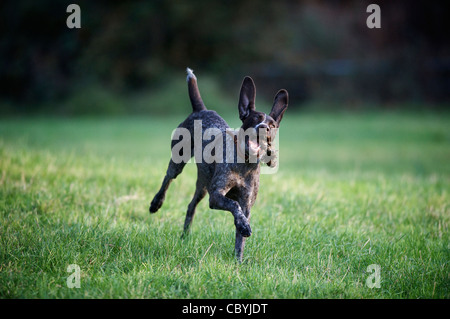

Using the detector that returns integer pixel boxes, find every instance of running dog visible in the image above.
[150,68,288,261]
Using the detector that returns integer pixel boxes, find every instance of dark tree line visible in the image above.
[1,0,449,113]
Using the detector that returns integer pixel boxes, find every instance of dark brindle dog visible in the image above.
[149,68,288,261]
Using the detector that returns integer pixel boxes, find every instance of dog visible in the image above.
[149,68,288,261]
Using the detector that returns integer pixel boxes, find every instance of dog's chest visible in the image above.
[230,167,260,194]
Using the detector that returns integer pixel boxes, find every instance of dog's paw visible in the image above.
[235,217,252,237]
[149,195,163,213]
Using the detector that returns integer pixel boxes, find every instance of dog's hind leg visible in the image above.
[149,159,186,213]
[181,180,207,237]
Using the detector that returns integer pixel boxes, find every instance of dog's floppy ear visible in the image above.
[238,76,256,122]
[270,89,289,125]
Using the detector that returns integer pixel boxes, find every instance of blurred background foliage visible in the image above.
[1,0,449,115]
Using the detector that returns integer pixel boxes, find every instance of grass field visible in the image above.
[0,111,449,298]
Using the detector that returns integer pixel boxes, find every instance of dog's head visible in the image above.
[237,76,289,166]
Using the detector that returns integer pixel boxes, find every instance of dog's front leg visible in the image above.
[235,191,253,262]
[209,191,252,238]
[234,209,250,262]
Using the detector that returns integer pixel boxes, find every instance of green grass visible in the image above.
[0,112,448,298]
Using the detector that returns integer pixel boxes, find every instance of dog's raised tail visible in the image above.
[186,68,206,112]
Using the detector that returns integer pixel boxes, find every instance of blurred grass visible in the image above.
[0,111,449,298]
